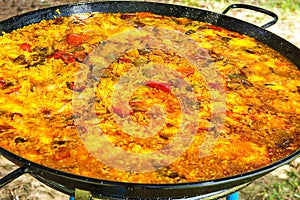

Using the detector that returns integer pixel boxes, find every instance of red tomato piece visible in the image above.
[66,34,83,46]
[20,43,33,52]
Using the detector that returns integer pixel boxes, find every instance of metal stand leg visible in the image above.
[0,166,28,188]
[226,192,239,200]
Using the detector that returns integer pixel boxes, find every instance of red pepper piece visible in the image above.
[145,81,171,93]
[61,53,76,64]
[118,57,131,63]
[112,106,132,118]
[47,51,65,59]
[47,51,76,64]
[66,34,83,46]
[5,86,21,94]
[20,43,33,52]
[48,51,76,64]
[208,25,223,31]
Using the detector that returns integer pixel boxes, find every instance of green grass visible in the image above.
[238,167,300,200]
[259,0,300,12]
[180,0,300,12]
[266,170,300,200]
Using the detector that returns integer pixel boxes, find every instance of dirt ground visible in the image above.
[0,0,299,199]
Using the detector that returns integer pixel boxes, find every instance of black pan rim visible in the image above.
[1,146,299,188]
[0,1,299,198]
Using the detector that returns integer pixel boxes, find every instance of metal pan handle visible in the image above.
[0,166,28,188]
[222,4,278,29]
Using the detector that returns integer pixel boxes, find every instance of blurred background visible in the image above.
[0,0,299,199]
